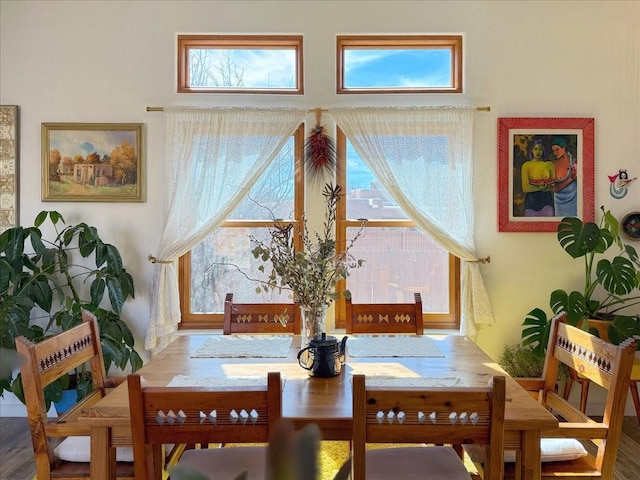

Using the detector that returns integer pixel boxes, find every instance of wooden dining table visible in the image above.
[80,333,558,480]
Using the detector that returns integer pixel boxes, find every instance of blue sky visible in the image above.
[191,46,451,90]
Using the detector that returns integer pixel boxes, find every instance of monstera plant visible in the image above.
[0,210,142,408]
[522,207,640,358]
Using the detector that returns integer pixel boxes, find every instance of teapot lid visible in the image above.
[309,332,338,347]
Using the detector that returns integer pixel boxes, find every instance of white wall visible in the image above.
[1,0,638,416]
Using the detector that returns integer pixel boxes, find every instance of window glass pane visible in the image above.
[190,227,293,313]
[344,48,452,89]
[346,141,409,220]
[344,140,452,313]
[337,35,462,93]
[188,48,297,89]
[347,227,450,313]
[228,137,295,220]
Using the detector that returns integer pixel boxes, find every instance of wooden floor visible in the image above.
[2,416,640,480]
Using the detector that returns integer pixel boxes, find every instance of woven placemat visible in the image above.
[346,335,444,358]
[191,335,293,358]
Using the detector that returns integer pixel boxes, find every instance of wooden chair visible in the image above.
[350,373,506,480]
[505,311,637,479]
[223,292,301,334]
[15,311,135,480]
[346,292,423,335]
[127,371,282,480]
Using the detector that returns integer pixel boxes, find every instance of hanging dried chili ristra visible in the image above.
[304,108,336,182]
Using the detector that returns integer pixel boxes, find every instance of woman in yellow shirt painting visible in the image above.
[520,138,556,216]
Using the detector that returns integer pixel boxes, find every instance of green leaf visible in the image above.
[608,315,640,349]
[549,290,585,324]
[48,211,64,225]
[521,308,550,357]
[90,278,106,309]
[557,217,600,258]
[34,211,48,227]
[596,257,637,296]
[104,244,123,274]
[106,277,124,314]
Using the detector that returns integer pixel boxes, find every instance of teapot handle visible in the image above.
[339,336,348,363]
[297,346,313,370]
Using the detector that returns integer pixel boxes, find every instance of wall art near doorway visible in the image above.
[41,123,145,202]
[0,105,19,233]
[498,117,594,232]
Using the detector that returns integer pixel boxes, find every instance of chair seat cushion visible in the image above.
[54,436,134,463]
[363,446,470,480]
[175,445,268,480]
[465,438,588,463]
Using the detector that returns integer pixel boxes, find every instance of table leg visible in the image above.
[91,426,115,480]
[520,430,541,480]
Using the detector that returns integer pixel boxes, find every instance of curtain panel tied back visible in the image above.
[329,107,495,338]
[145,107,307,353]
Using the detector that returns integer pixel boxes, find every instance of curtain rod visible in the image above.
[146,106,491,112]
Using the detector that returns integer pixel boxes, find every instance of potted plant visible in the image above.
[521,206,640,358]
[250,183,365,345]
[0,210,143,409]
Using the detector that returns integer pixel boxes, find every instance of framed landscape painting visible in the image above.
[497,117,594,232]
[42,123,144,202]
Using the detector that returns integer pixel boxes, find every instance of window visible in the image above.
[177,35,304,94]
[334,128,460,329]
[179,126,304,329]
[336,35,462,94]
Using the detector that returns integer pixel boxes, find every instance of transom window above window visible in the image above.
[337,35,463,94]
[178,35,304,94]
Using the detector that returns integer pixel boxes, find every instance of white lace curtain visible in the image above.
[329,107,495,338]
[145,107,307,353]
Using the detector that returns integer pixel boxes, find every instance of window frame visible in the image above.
[177,34,304,94]
[336,35,463,94]
[334,127,460,329]
[178,125,305,329]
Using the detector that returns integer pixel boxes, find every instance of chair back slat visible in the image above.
[553,321,622,390]
[27,323,99,388]
[346,292,423,334]
[128,371,282,479]
[223,292,301,334]
[352,374,505,480]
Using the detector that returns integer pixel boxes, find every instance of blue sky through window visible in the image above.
[344,49,452,88]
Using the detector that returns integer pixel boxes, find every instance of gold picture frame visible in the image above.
[0,105,19,233]
[41,122,145,202]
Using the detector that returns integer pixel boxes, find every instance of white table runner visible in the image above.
[347,335,444,358]
[168,375,286,388]
[191,335,293,358]
[360,376,463,387]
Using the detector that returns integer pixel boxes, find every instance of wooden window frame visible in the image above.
[178,125,305,329]
[177,34,304,94]
[334,128,460,329]
[336,35,463,94]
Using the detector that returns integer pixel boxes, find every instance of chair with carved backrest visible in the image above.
[223,292,301,334]
[15,310,135,480]
[345,292,423,335]
[127,371,282,480]
[469,311,637,479]
[349,373,505,480]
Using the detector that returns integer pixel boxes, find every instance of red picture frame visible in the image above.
[498,117,594,232]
